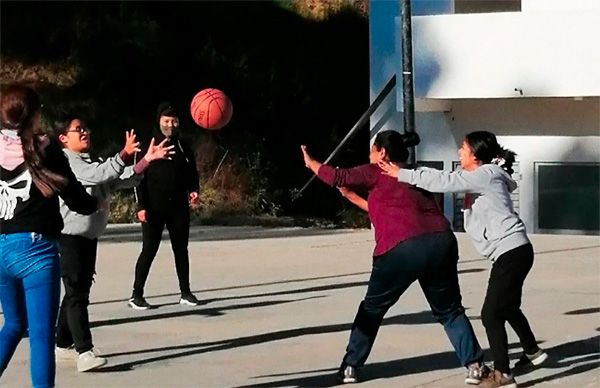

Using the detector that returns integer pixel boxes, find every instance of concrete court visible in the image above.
[1,226,599,387]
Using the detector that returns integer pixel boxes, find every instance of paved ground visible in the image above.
[1,226,599,387]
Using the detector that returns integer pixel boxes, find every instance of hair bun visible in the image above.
[401,132,420,147]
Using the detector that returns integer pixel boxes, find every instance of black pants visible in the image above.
[56,234,98,354]
[132,207,191,298]
[481,243,539,374]
[343,231,483,368]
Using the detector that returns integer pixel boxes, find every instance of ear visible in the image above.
[58,133,68,145]
[379,147,388,160]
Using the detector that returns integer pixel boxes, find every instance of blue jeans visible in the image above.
[0,233,61,388]
[343,231,484,368]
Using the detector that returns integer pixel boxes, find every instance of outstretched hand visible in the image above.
[377,160,401,178]
[300,145,322,175]
[123,129,141,156]
[144,137,175,162]
[300,145,313,168]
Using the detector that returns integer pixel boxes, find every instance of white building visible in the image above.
[369,0,600,234]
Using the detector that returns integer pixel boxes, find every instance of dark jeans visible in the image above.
[56,234,98,354]
[481,243,539,374]
[343,231,483,368]
[132,206,191,298]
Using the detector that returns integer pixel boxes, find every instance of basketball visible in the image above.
[190,88,233,130]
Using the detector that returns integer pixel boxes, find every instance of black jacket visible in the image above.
[134,128,200,214]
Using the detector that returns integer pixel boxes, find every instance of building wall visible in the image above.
[369,0,600,234]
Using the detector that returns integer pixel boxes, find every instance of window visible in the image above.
[536,163,600,232]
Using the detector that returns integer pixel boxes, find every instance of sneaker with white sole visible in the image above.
[465,362,491,385]
[55,346,78,362]
[480,369,517,388]
[128,296,155,310]
[77,348,107,372]
[514,348,548,368]
[336,364,358,384]
[179,293,202,306]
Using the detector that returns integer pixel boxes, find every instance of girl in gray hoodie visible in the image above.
[379,131,547,388]
[54,116,172,372]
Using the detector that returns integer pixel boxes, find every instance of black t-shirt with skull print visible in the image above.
[0,140,97,238]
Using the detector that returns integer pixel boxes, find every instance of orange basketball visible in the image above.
[190,88,233,130]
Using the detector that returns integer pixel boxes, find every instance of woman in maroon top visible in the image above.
[301,130,486,385]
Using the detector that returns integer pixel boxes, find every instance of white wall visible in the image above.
[523,0,600,12]
[370,0,600,233]
[409,11,600,99]
[448,98,600,136]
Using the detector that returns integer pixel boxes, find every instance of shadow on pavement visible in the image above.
[91,296,324,328]
[98,311,439,372]
[233,336,598,387]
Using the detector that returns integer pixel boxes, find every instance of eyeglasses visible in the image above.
[67,126,91,134]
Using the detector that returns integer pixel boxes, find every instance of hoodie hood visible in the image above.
[492,164,518,193]
[0,129,24,171]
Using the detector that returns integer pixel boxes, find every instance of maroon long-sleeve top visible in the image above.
[317,163,450,256]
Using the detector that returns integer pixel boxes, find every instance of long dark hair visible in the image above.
[465,131,516,174]
[373,130,420,165]
[0,84,67,197]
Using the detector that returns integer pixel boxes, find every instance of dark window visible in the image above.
[537,163,600,231]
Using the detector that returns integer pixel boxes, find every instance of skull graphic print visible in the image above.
[0,166,32,220]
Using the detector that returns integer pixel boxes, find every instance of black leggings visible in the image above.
[132,207,191,297]
[481,243,539,374]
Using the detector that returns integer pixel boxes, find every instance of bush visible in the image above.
[108,191,138,223]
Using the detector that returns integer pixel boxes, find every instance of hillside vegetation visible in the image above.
[0,1,370,227]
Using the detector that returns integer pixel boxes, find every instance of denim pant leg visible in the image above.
[0,233,60,388]
[418,232,484,366]
[343,245,422,367]
[0,270,27,375]
[23,266,60,388]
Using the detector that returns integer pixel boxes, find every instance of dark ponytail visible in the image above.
[373,130,420,165]
[465,131,516,174]
[1,84,67,197]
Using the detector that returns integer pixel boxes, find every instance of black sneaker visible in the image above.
[514,348,548,368]
[128,296,155,310]
[336,364,358,384]
[179,293,202,306]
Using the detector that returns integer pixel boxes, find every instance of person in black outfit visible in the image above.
[128,102,201,309]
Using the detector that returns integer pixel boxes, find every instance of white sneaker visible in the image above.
[77,348,107,372]
[55,346,78,362]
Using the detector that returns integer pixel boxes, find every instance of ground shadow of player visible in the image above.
[516,335,599,387]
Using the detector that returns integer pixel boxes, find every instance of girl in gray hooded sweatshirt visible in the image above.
[379,131,547,388]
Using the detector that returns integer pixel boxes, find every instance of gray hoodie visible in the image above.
[398,164,529,262]
[60,149,143,239]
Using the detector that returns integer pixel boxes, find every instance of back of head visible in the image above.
[0,84,41,133]
[373,130,420,164]
[1,84,66,197]
[465,130,516,174]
